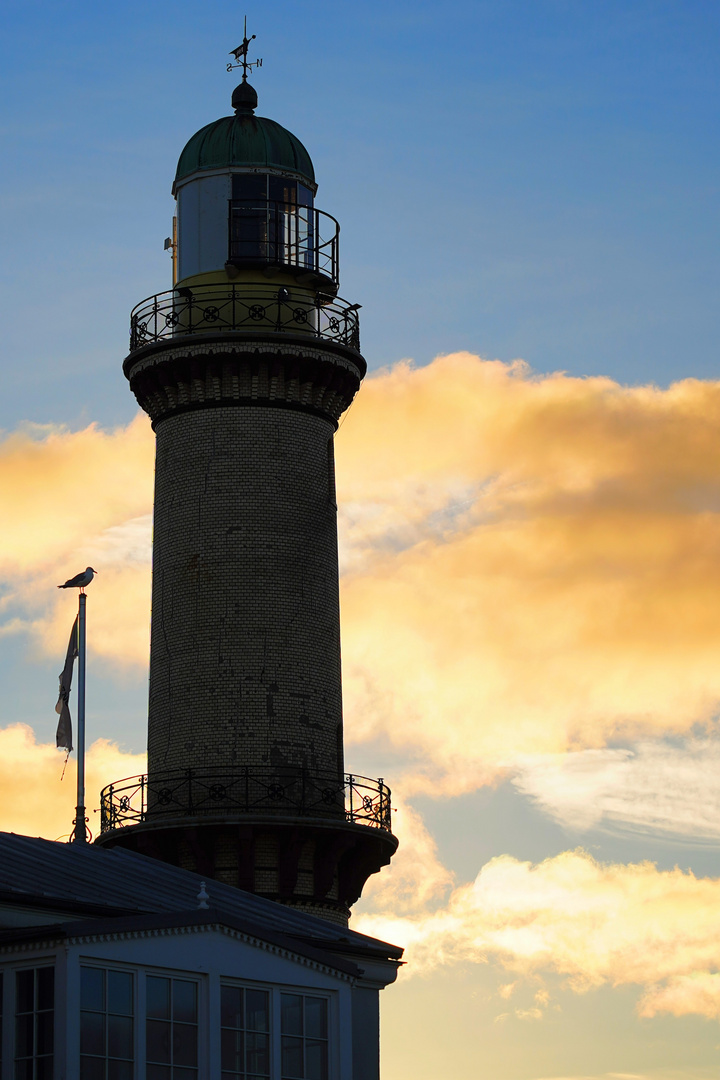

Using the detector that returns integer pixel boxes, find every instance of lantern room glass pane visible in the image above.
[232,174,267,201]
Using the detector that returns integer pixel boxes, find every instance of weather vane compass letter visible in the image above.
[228,17,263,80]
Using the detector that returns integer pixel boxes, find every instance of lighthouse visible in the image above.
[96,49,397,925]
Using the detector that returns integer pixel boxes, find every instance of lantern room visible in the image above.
[172,79,339,292]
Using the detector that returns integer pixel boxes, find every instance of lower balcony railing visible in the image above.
[129,286,360,354]
[99,768,392,834]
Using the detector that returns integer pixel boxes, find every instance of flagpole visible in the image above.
[73,591,87,844]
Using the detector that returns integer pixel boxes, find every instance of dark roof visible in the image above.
[174,114,316,191]
[0,833,401,970]
[0,909,361,978]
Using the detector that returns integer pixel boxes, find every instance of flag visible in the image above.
[55,616,78,752]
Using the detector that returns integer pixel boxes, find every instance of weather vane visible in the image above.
[228,17,263,80]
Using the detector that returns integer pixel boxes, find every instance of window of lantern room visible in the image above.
[229,176,315,273]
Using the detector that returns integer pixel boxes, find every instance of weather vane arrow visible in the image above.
[228,16,263,79]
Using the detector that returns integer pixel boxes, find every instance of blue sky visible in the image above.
[3,4,720,1078]
[2,0,720,433]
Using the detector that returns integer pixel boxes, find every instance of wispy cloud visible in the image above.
[512,740,720,842]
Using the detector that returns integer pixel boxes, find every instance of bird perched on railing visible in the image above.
[57,567,97,592]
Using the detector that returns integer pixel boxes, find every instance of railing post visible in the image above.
[141,774,146,822]
[187,768,193,815]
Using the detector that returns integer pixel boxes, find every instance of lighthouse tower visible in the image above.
[96,56,397,925]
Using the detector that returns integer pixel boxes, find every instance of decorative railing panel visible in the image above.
[129,286,360,354]
[99,769,392,834]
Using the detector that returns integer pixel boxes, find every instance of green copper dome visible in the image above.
[174,81,315,192]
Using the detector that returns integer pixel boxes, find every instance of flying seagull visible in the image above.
[57,567,97,592]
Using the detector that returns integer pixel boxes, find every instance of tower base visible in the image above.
[95,815,398,926]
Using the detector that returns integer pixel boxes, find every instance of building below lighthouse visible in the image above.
[0,39,402,1080]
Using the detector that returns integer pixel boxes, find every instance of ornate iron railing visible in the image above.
[228,199,339,286]
[99,769,392,834]
[129,286,360,354]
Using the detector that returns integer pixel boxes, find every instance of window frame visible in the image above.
[79,963,135,1080]
[12,962,55,1080]
[219,981,335,1080]
[142,969,202,1080]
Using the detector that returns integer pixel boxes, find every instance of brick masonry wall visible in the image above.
[147,404,344,783]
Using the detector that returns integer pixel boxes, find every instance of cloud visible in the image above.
[0,416,154,665]
[512,739,720,841]
[0,724,145,840]
[0,415,153,574]
[356,848,720,1020]
[336,353,720,790]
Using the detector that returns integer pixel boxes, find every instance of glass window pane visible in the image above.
[15,1013,33,1057]
[246,990,269,1032]
[14,1061,33,1080]
[146,977,171,1020]
[15,971,34,1014]
[221,985,243,1029]
[108,1061,133,1080]
[297,185,314,208]
[36,968,54,1012]
[232,174,267,201]
[172,980,197,1024]
[281,1035,303,1078]
[246,1031,269,1075]
[80,1056,104,1080]
[172,1022,198,1066]
[108,1014,133,1059]
[173,1069,198,1080]
[80,1011,104,1055]
[35,1059,53,1080]
[107,971,133,1016]
[304,998,327,1040]
[146,1018,171,1063]
[305,1039,328,1080]
[145,1066,171,1080]
[281,994,303,1036]
[81,968,105,1012]
[269,176,297,205]
[221,1027,243,1071]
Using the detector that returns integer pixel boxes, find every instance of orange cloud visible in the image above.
[0,724,145,841]
[0,415,153,574]
[336,354,720,789]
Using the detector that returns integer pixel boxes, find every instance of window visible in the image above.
[146,976,198,1079]
[80,966,134,1080]
[15,966,54,1080]
[220,985,270,1079]
[280,995,328,1080]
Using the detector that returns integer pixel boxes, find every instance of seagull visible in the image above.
[57,567,98,592]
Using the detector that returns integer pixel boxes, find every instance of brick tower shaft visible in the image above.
[149,406,343,779]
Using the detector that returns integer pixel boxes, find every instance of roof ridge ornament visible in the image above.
[228,17,263,82]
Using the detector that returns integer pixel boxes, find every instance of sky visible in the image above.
[2,2,720,1077]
